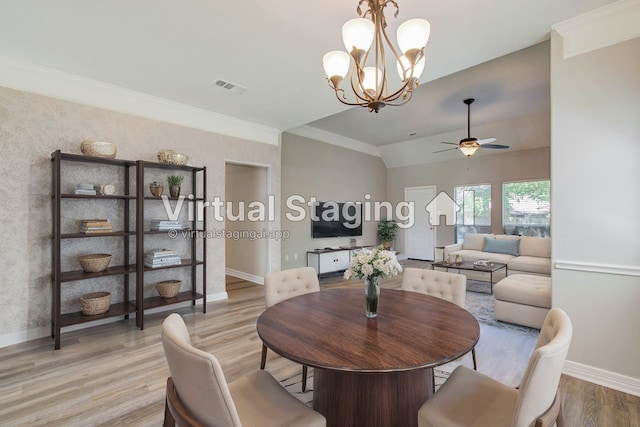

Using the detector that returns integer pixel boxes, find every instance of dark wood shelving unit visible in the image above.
[51,150,137,349]
[136,160,207,330]
[51,151,207,348]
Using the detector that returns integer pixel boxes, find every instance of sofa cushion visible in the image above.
[519,236,551,258]
[483,237,520,256]
[508,256,551,275]
[462,233,494,251]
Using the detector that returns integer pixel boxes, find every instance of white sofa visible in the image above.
[443,233,551,277]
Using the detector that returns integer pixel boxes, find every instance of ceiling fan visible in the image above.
[434,98,509,157]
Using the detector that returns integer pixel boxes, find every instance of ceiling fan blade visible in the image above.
[440,141,459,146]
[482,143,510,149]
[433,147,458,154]
[478,138,497,145]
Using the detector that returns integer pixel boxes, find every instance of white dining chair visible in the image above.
[161,313,326,427]
[261,266,320,392]
[417,307,572,427]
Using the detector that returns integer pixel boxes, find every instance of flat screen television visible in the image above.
[311,201,362,238]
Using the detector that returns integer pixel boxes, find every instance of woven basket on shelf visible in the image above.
[156,280,181,298]
[80,140,117,159]
[80,292,111,315]
[78,253,112,273]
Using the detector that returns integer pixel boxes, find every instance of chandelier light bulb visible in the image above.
[362,67,381,95]
[342,18,375,55]
[397,18,431,54]
[397,54,425,82]
[323,51,351,80]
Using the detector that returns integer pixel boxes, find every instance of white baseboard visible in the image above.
[226,268,264,285]
[564,360,640,397]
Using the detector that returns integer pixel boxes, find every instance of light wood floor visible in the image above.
[1,266,638,426]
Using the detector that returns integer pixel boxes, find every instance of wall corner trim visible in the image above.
[552,0,640,59]
[564,360,640,397]
[286,125,381,157]
[0,54,281,146]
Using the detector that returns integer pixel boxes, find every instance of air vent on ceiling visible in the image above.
[210,78,247,94]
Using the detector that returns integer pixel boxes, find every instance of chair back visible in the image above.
[264,266,320,308]
[161,313,242,427]
[513,308,573,427]
[401,267,467,308]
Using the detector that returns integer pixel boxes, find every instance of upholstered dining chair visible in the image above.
[417,307,573,427]
[261,266,320,392]
[401,268,477,371]
[161,313,326,427]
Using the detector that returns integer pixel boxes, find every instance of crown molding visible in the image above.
[0,54,281,146]
[286,125,380,157]
[552,0,640,59]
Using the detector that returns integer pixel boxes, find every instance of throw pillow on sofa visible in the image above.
[483,237,520,256]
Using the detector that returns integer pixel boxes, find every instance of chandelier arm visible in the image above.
[349,59,376,104]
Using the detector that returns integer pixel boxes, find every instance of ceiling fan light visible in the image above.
[323,51,351,80]
[397,18,431,54]
[396,54,425,81]
[459,139,480,157]
[342,18,375,54]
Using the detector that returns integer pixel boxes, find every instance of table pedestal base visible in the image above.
[313,367,433,427]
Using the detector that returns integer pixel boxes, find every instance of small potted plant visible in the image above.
[377,219,399,250]
[167,174,184,198]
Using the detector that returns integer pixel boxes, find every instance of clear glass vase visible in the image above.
[365,276,380,318]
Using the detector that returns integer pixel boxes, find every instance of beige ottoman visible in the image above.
[494,274,551,329]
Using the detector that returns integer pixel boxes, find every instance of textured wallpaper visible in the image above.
[0,86,281,341]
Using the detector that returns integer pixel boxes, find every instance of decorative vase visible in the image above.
[382,241,392,250]
[150,182,163,197]
[169,185,180,198]
[365,277,380,318]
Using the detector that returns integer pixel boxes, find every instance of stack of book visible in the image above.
[149,220,184,231]
[80,219,112,234]
[144,249,182,268]
[75,183,96,195]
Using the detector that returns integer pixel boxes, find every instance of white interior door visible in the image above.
[405,186,436,260]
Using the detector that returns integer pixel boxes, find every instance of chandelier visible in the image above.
[322,0,431,113]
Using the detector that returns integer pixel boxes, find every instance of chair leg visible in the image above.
[260,343,268,369]
[472,347,478,370]
[302,365,308,392]
[431,369,436,394]
[163,397,175,427]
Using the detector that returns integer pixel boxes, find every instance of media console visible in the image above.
[306,246,374,277]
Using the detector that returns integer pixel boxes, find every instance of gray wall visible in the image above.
[225,163,269,279]
[0,86,281,344]
[387,147,550,253]
[280,133,387,270]
[551,32,640,378]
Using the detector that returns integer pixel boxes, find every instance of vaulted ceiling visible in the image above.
[0,0,618,165]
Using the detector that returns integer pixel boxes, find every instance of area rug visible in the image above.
[465,280,540,338]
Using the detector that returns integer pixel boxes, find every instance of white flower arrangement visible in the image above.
[344,246,403,281]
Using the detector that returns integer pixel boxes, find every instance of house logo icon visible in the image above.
[425,191,459,226]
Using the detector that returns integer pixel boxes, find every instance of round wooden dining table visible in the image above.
[256,287,480,427]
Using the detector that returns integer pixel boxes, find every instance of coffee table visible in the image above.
[431,260,507,294]
[257,288,479,427]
